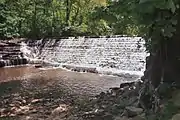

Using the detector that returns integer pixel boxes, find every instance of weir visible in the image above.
[0,41,27,67]
[20,36,148,76]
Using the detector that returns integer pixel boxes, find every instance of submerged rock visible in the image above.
[62,65,98,73]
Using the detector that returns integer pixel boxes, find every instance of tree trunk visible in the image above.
[144,5,180,88]
[140,3,180,111]
[65,0,70,26]
[18,11,22,36]
[165,5,180,85]
[32,0,38,38]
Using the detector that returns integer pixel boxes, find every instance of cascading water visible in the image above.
[0,42,28,67]
[20,42,46,65]
[20,42,38,59]
[20,36,148,76]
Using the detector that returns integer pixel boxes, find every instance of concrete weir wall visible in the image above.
[0,41,27,67]
[23,36,148,75]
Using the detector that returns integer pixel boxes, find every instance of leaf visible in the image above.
[171,20,177,25]
[167,0,176,13]
[176,5,179,9]
[162,25,176,37]
[0,0,5,4]
[137,4,155,14]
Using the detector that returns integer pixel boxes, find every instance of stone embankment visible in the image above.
[0,40,27,67]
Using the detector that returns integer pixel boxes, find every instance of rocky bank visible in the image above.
[1,78,180,120]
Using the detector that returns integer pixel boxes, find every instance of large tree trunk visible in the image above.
[145,6,180,88]
[169,3,180,83]
[32,0,38,38]
[140,3,180,111]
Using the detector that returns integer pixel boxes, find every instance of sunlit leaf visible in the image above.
[167,0,176,13]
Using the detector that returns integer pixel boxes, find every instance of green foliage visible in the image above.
[147,101,179,120]
[157,102,178,120]
[0,0,109,39]
[1,0,179,43]
[91,0,146,36]
[136,0,179,52]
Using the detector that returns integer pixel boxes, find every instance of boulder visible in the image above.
[114,116,129,120]
[130,116,145,120]
[51,104,69,116]
[125,106,143,117]
[171,114,180,120]
[86,67,98,73]
[35,64,42,68]
[172,90,180,107]
[62,65,98,73]
[120,82,135,89]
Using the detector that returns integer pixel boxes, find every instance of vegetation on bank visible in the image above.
[0,0,143,39]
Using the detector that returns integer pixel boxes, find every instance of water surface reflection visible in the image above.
[0,66,136,95]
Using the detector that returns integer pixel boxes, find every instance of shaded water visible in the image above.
[0,66,138,95]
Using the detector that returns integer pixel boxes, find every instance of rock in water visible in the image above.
[34,64,42,68]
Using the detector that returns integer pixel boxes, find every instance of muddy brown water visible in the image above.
[0,66,138,95]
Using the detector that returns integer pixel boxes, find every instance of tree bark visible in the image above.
[165,4,180,85]
[65,0,71,26]
[32,0,38,38]
[144,4,180,88]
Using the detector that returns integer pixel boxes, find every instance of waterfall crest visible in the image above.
[20,36,148,76]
